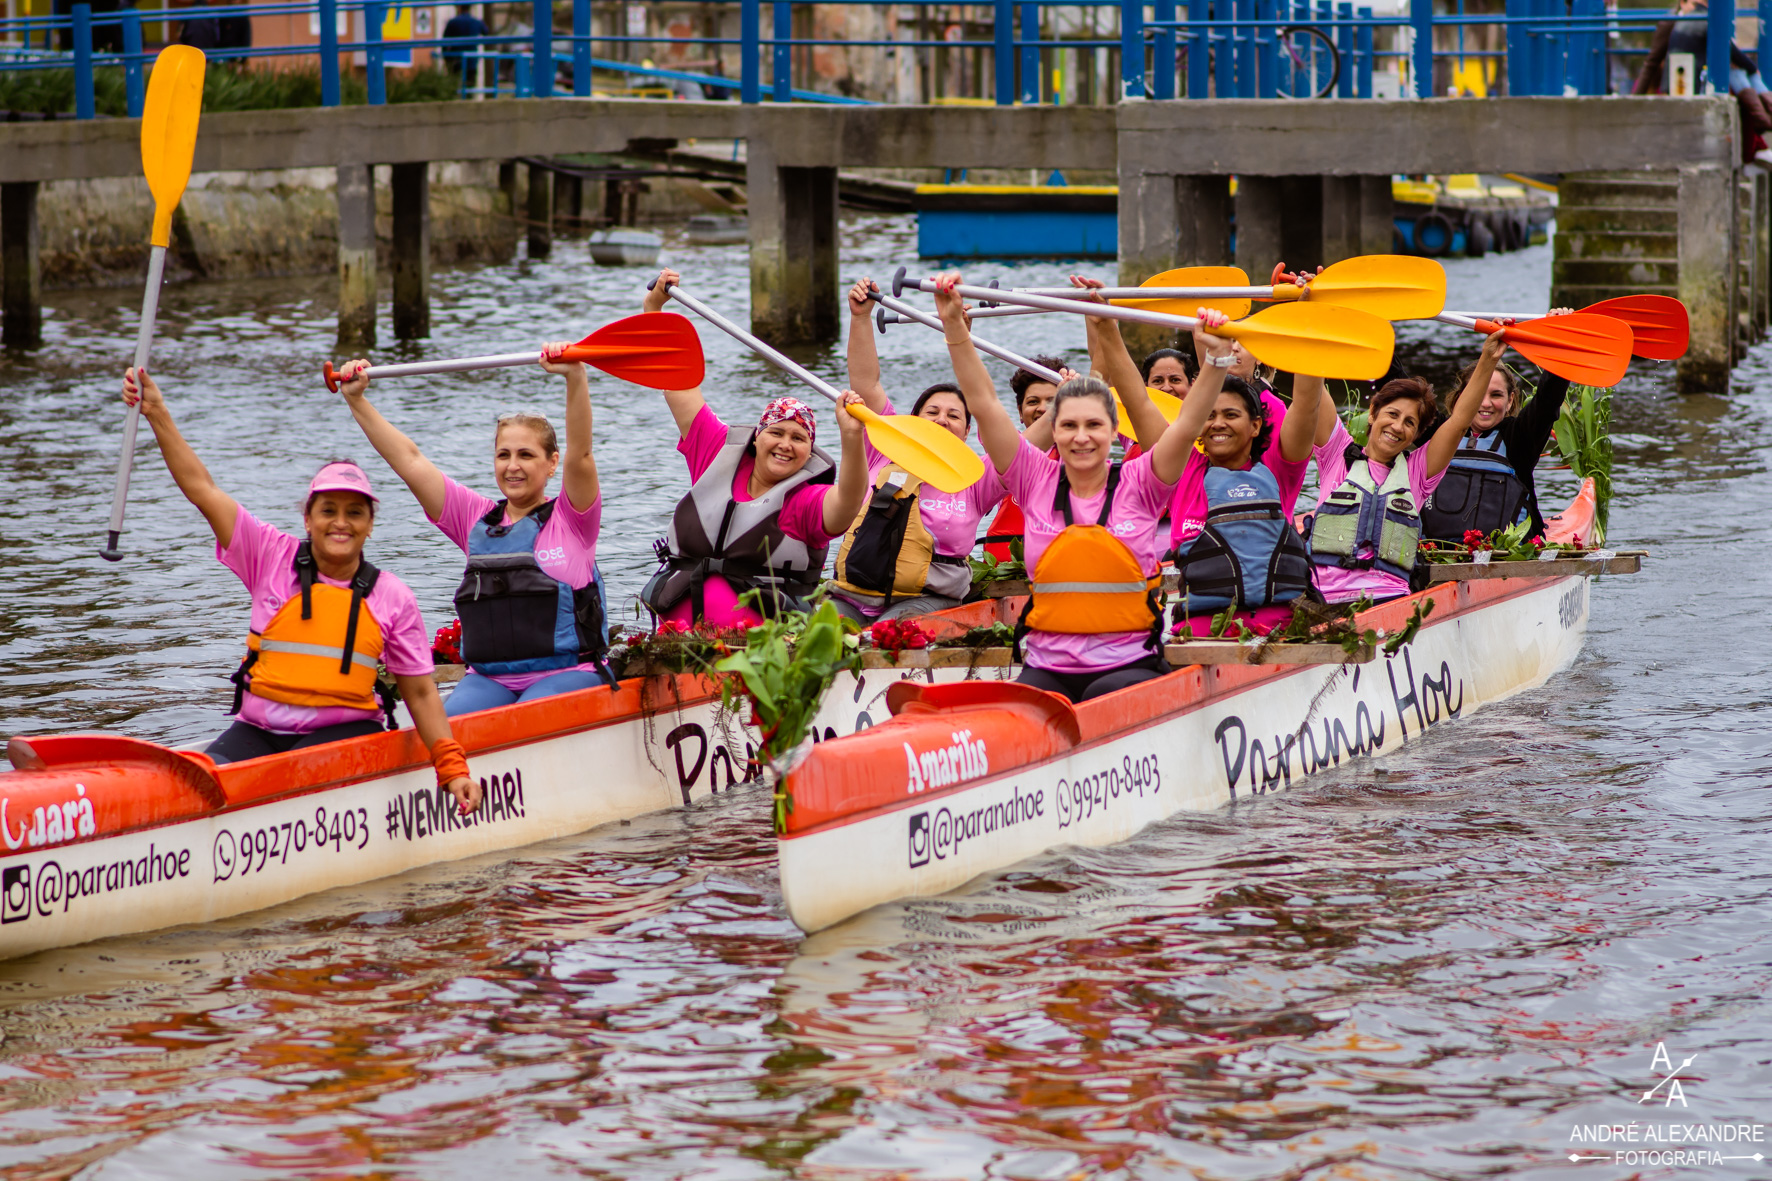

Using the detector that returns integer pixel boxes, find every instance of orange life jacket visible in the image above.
[981,495,1024,563]
[1023,465,1164,637]
[230,544,393,722]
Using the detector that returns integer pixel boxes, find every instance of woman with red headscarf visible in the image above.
[638,269,871,628]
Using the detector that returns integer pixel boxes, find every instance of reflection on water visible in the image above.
[0,224,1769,1178]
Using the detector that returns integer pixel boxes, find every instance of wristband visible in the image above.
[944,335,970,346]
[430,737,470,787]
[1207,351,1235,368]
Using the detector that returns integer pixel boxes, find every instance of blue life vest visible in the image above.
[454,499,612,683]
[1420,430,1529,541]
[1173,463,1315,615]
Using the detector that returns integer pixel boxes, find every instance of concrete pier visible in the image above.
[391,162,430,341]
[747,141,840,345]
[527,161,552,259]
[1,181,40,349]
[335,164,375,351]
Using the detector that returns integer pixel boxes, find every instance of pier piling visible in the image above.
[527,161,552,259]
[335,165,375,350]
[1,182,40,349]
[748,144,839,345]
[392,162,430,340]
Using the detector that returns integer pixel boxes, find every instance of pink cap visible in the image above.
[307,461,378,504]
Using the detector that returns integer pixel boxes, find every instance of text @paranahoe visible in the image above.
[1564,1043,1768,1169]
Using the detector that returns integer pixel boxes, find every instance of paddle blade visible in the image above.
[1580,295,1689,360]
[851,407,984,494]
[1492,313,1632,387]
[141,46,206,249]
[1110,385,1183,440]
[1216,302,1395,381]
[1124,266,1253,319]
[1304,254,1447,320]
[563,312,705,389]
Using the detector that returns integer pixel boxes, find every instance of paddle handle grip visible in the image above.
[657,282,845,405]
[873,291,1064,384]
[103,244,167,562]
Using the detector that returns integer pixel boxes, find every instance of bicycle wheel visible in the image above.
[1273,26,1340,99]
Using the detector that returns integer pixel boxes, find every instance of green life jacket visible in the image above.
[1310,449,1421,580]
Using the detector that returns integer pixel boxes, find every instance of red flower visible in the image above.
[870,618,931,657]
[1462,529,1488,549]
[431,618,463,664]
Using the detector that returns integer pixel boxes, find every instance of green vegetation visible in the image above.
[0,62,460,116]
[1555,383,1613,541]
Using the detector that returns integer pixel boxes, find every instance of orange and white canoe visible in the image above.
[777,572,1595,933]
[0,603,1014,961]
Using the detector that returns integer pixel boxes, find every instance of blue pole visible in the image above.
[123,6,144,117]
[741,0,759,101]
[1213,0,1235,95]
[1020,1,1041,101]
[515,54,532,95]
[1189,0,1210,96]
[366,0,385,104]
[1707,0,1734,93]
[773,0,790,101]
[1153,0,1175,98]
[1335,0,1353,96]
[1541,0,1561,95]
[1410,0,1433,97]
[1357,5,1373,95]
[73,2,94,119]
[995,0,1014,102]
[320,0,340,105]
[572,0,590,95]
[1503,0,1526,92]
[1255,0,1276,97]
[531,0,551,97]
[1121,0,1146,98]
[1761,0,1772,79]
[1235,0,1256,96]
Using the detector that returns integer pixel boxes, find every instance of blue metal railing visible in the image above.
[0,0,1746,118]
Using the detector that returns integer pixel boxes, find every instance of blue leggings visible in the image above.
[444,668,608,716]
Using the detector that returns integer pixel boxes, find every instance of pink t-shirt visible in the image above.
[1168,389,1293,549]
[1311,420,1444,604]
[662,405,838,629]
[1002,437,1176,675]
[431,477,604,690]
[833,400,1006,618]
[218,507,432,734]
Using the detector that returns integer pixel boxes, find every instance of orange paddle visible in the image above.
[1439,312,1633,387]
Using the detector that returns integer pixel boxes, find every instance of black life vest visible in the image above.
[1419,430,1530,542]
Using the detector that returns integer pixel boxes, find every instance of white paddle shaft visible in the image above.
[102,243,167,560]
[662,284,845,403]
[1017,285,1279,300]
[917,278,1208,333]
[873,292,1064,383]
[357,351,545,380]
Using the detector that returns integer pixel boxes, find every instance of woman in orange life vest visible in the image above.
[119,369,480,814]
[935,273,1236,703]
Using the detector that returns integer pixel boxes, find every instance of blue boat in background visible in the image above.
[914,183,1118,259]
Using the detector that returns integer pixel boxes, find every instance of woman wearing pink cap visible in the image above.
[637,268,871,628]
[333,341,613,717]
[119,369,480,815]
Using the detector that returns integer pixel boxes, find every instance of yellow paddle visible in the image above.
[1012,266,1255,321]
[1111,385,1183,442]
[1018,256,1445,323]
[102,45,207,561]
[660,282,985,495]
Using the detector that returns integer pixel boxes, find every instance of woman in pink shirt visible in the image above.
[934,273,1235,703]
[119,369,479,814]
[638,268,871,629]
[1310,333,1508,603]
[334,343,611,717]
[829,276,1006,623]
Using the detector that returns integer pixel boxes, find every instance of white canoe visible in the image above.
[777,574,1594,933]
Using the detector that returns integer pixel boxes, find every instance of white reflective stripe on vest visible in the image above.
[1032,580,1149,594]
[258,640,379,669]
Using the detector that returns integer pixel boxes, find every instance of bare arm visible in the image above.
[1426,333,1508,476]
[334,360,449,520]
[540,345,599,511]
[1151,314,1232,484]
[1073,275,1168,451]
[644,268,707,438]
[845,277,890,413]
[122,368,241,549]
[1278,373,1324,463]
[820,391,873,536]
[934,275,1021,474]
[1314,380,1341,448]
[394,674,481,813]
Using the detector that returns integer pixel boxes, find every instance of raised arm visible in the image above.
[541,343,599,511]
[1278,372,1324,463]
[845,277,889,413]
[334,360,448,520]
[1020,365,1080,453]
[1315,379,1342,448]
[1150,312,1232,484]
[122,367,240,548]
[644,268,707,439]
[934,273,1021,474]
[1073,275,1169,451]
[820,391,873,536]
[1427,333,1508,476]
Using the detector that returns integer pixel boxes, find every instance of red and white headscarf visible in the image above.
[756,396,817,445]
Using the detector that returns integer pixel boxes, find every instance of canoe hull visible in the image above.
[778,575,1589,933]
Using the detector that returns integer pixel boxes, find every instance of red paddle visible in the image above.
[322,312,705,391]
[1439,312,1633,387]
[1575,295,1690,360]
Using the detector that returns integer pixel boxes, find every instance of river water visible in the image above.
[0,219,1767,1179]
